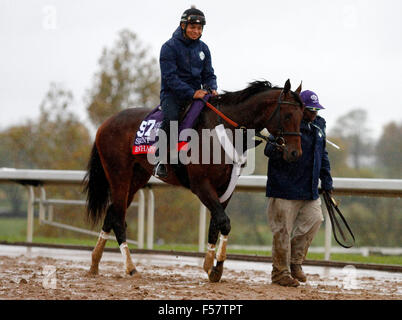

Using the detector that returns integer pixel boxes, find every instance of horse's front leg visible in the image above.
[204,234,229,282]
[193,180,231,282]
[203,212,230,282]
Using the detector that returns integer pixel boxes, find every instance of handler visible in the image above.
[154,6,218,178]
[264,90,334,287]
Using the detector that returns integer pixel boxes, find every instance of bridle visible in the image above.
[202,88,303,150]
[255,89,302,149]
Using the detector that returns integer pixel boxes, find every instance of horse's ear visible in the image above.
[295,81,302,94]
[284,79,291,94]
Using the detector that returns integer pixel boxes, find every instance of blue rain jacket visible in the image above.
[264,115,333,200]
[159,26,217,104]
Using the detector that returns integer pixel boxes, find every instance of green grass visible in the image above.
[0,218,27,237]
[1,218,401,266]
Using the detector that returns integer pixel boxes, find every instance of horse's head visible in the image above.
[261,79,304,162]
[208,79,304,162]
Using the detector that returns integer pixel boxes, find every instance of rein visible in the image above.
[323,190,355,248]
[202,89,302,150]
[204,100,239,127]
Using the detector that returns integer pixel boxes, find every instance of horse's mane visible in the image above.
[211,80,277,105]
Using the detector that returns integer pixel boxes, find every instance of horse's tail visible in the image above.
[83,143,110,227]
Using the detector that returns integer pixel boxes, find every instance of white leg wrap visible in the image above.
[216,235,228,261]
[216,235,228,262]
[119,242,137,275]
[120,242,129,269]
[203,243,216,273]
[100,230,110,240]
[207,243,216,251]
[89,231,110,275]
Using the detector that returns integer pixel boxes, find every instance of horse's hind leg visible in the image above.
[111,165,151,276]
[88,208,113,275]
[89,164,151,276]
[89,199,132,275]
[118,167,151,275]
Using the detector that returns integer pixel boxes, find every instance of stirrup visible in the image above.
[153,162,168,178]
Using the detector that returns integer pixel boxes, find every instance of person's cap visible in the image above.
[300,90,325,110]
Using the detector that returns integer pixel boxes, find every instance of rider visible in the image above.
[153,6,218,178]
[264,90,334,287]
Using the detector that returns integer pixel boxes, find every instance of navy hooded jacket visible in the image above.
[264,115,333,200]
[159,26,217,104]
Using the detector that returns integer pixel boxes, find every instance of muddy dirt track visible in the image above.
[0,245,401,300]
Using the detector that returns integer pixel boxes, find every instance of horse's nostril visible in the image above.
[291,150,298,158]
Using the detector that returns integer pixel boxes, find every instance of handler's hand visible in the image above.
[319,188,334,195]
[193,89,208,99]
[211,90,218,96]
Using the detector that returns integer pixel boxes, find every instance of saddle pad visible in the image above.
[132,106,163,154]
[132,96,210,155]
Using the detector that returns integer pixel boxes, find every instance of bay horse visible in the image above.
[84,79,304,282]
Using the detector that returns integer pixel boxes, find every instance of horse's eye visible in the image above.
[284,114,292,121]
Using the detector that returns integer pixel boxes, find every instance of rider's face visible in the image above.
[182,23,203,40]
[303,108,318,122]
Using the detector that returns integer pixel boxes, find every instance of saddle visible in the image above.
[132,95,211,155]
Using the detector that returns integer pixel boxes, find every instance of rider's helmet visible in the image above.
[180,6,206,26]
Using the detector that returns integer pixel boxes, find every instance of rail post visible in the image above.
[199,204,207,252]
[324,203,332,261]
[147,187,155,249]
[26,186,35,243]
[48,205,54,222]
[39,186,46,224]
[137,189,145,249]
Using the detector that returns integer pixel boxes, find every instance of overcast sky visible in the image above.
[1,0,401,139]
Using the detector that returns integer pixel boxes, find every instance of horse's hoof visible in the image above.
[208,261,224,283]
[88,266,99,276]
[203,252,215,273]
[127,268,140,277]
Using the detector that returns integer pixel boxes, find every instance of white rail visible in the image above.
[1,168,402,260]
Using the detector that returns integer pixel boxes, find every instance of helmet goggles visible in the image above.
[305,106,321,112]
[181,15,206,25]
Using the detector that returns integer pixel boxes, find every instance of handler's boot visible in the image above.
[290,264,307,283]
[272,275,300,287]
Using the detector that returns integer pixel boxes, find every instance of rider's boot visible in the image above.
[153,161,168,178]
